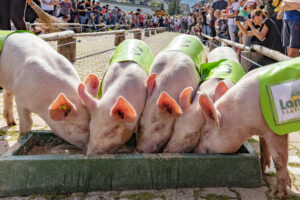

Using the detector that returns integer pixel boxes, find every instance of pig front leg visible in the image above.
[16,103,32,138]
[3,90,16,126]
[265,133,290,198]
[260,136,271,173]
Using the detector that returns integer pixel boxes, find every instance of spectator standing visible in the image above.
[159,16,164,27]
[59,0,72,21]
[222,0,239,42]
[210,0,228,36]
[103,9,109,24]
[127,11,132,26]
[165,16,169,30]
[41,0,56,15]
[280,1,300,57]
[93,1,101,25]
[214,9,228,38]
[175,18,180,32]
[136,9,142,28]
[188,14,194,33]
[101,5,106,23]
[117,9,122,24]
[264,0,282,33]
[111,6,118,25]
[69,0,77,23]
[202,4,210,36]
[85,0,93,24]
[170,17,175,31]
[180,16,186,33]
[77,0,87,24]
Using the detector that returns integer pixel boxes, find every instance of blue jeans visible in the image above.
[78,15,86,24]
[111,16,116,25]
[204,25,210,36]
[94,13,100,25]
[228,24,237,42]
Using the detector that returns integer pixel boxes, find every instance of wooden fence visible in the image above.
[200,33,291,71]
[38,27,166,62]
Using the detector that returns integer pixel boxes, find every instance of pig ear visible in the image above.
[214,81,229,102]
[146,73,157,96]
[78,83,97,110]
[84,74,100,98]
[111,96,136,123]
[49,93,77,121]
[179,87,193,111]
[157,92,182,118]
[199,93,220,127]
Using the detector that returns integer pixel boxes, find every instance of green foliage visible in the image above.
[151,0,160,8]
[168,0,181,16]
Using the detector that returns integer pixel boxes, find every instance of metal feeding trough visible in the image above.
[0,130,262,196]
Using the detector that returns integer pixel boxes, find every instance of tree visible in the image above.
[168,0,181,16]
[151,0,160,8]
[160,3,165,11]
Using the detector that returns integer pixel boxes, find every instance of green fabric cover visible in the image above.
[109,39,154,74]
[259,57,300,135]
[98,39,154,98]
[163,34,204,73]
[200,59,245,83]
[0,30,33,54]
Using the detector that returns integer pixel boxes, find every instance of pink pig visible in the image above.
[0,33,90,150]
[164,47,237,153]
[136,51,200,153]
[196,69,290,198]
[78,61,149,154]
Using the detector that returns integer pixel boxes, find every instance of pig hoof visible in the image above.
[277,192,286,199]
[272,188,287,199]
[6,120,17,126]
[8,121,17,126]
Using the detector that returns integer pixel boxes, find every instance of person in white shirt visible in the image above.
[41,0,57,16]
[188,14,194,32]
[222,0,239,42]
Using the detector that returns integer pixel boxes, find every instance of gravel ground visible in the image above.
[1,31,300,200]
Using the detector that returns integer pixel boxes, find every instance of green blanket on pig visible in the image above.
[98,39,154,98]
[200,59,245,83]
[163,34,205,74]
[0,30,33,54]
[259,57,300,135]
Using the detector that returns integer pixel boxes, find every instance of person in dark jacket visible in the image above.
[0,0,27,30]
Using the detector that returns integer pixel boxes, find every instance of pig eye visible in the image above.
[154,124,165,132]
[104,125,120,137]
[203,128,209,135]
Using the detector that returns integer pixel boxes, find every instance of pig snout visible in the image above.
[194,146,210,154]
[87,143,119,154]
[135,143,159,153]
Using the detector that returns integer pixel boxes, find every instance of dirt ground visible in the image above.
[1,31,300,200]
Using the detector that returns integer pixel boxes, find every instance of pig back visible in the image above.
[150,51,200,98]
[207,47,239,63]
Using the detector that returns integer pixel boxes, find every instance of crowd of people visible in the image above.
[26,0,168,30]
[24,0,300,64]
[178,0,300,66]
